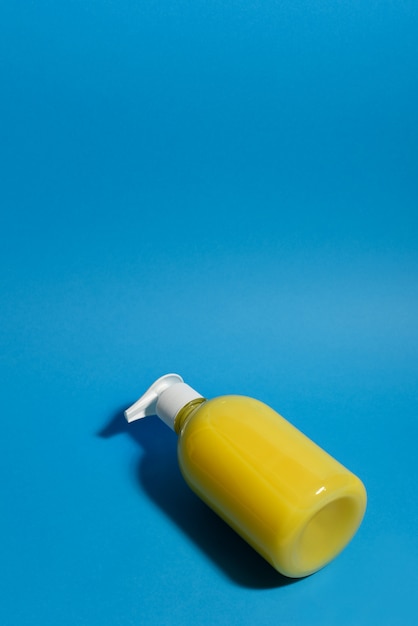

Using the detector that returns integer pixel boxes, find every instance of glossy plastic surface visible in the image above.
[176,396,367,578]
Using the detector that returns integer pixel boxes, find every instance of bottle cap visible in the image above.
[124,373,203,430]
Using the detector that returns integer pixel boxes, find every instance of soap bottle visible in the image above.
[125,374,367,578]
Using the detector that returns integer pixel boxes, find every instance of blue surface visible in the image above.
[1,1,417,624]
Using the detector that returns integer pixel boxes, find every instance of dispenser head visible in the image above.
[124,373,203,430]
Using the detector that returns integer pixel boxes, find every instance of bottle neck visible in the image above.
[174,398,206,434]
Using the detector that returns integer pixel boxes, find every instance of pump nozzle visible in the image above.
[124,373,203,430]
[124,374,184,422]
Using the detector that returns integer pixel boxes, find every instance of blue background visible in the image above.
[1,1,417,624]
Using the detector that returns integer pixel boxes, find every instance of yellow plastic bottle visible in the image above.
[125,374,367,578]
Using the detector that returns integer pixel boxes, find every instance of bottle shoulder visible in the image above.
[200,394,270,412]
[176,394,281,438]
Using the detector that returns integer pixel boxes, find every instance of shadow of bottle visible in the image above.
[99,408,301,590]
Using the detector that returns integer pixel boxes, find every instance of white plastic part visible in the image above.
[124,373,203,431]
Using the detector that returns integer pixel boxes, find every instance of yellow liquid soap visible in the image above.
[125,375,367,578]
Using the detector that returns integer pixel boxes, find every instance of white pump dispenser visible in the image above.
[124,373,203,430]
